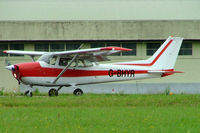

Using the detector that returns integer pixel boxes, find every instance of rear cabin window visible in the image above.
[179,42,192,55]
[59,58,69,66]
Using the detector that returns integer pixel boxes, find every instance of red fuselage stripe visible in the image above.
[15,62,149,77]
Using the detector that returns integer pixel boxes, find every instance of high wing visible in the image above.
[3,50,47,61]
[54,47,132,62]
[3,46,132,62]
[3,50,47,56]
[53,47,131,55]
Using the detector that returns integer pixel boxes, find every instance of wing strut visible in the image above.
[30,56,35,62]
[51,44,84,84]
[51,54,78,84]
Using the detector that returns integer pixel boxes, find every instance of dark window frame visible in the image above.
[121,42,137,56]
[0,43,9,57]
[178,42,192,56]
[90,42,106,48]
[146,42,161,56]
[50,43,65,52]
[66,42,81,50]
[35,43,49,52]
[9,43,24,56]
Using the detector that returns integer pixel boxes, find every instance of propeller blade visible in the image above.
[4,57,11,66]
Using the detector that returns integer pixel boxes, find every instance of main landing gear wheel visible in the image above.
[73,88,83,96]
[24,90,33,97]
[48,88,58,96]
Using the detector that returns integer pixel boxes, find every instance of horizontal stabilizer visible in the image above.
[148,70,184,77]
[148,70,184,74]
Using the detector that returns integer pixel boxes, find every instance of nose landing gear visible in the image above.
[24,90,33,97]
[24,85,33,97]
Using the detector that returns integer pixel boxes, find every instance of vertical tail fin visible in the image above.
[146,36,183,69]
[118,36,183,70]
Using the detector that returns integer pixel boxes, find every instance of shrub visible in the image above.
[164,87,170,95]
[34,88,40,95]
[0,88,4,96]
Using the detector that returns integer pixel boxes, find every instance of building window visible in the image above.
[106,42,121,56]
[50,43,65,52]
[0,44,8,56]
[122,42,136,56]
[66,42,81,50]
[35,43,49,51]
[10,43,24,56]
[146,43,161,56]
[90,42,105,48]
[179,42,192,55]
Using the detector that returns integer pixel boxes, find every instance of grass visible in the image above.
[0,94,200,133]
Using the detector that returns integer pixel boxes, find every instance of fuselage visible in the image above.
[11,61,165,87]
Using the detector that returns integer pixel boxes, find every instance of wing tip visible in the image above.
[101,47,132,51]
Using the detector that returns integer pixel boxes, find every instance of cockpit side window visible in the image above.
[58,57,93,67]
[76,59,85,67]
[49,56,57,65]
[83,59,93,67]
[59,58,69,66]
[75,59,93,67]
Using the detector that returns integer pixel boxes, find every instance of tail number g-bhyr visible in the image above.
[108,69,135,77]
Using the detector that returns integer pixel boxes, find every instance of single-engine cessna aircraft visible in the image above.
[4,36,183,96]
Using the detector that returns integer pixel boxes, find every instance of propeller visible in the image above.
[4,56,11,66]
[4,56,15,71]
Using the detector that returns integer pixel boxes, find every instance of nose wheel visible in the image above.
[73,88,83,96]
[24,90,33,97]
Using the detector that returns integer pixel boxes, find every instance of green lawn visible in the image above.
[0,94,200,133]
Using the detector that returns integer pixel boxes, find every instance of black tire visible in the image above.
[73,88,83,96]
[48,88,58,96]
[30,91,33,97]
[24,90,29,96]
[24,90,32,97]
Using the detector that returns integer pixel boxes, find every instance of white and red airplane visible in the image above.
[4,36,183,96]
